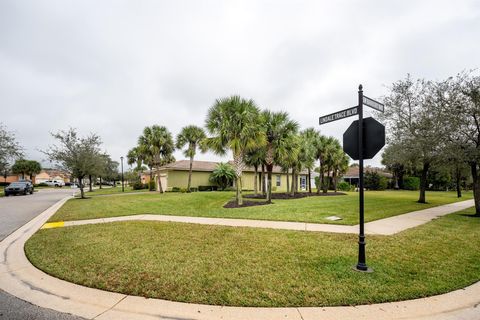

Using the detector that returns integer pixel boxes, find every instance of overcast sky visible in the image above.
[1,0,479,170]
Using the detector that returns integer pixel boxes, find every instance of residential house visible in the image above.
[142,160,309,192]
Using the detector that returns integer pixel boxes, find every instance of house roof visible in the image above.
[343,166,392,178]
[157,160,308,175]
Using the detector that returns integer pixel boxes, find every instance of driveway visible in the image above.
[0,188,85,320]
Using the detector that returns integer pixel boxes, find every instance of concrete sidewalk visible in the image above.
[1,197,479,320]
[44,199,475,235]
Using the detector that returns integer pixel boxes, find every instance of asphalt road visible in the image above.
[0,188,85,320]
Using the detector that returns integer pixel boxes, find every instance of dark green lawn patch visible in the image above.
[49,190,473,225]
[26,208,480,307]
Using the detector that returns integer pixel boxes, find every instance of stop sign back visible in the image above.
[343,117,385,160]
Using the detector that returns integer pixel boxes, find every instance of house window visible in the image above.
[300,176,307,190]
[276,175,281,187]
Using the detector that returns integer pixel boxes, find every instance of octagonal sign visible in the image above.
[343,117,385,160]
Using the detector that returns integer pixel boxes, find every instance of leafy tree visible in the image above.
[0,123,23,172]
[43,128,102,199]
[381,75,445,203]
[209,163,236,190]
[330,147,349,192]
[205,95,266,205]
[136,125,175,193]
[262,110,298,202]
[11,159,30,179]
[447,71,480,214]
[176,125,207,192]
[381,143,409,189]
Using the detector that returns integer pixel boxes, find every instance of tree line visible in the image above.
[127,95,349,206]
[380,71,480,215]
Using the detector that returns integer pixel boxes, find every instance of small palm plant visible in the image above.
[209,162,236,190]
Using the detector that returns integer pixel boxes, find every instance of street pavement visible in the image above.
[0,188,85,320]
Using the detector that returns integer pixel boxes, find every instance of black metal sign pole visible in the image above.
[356,84,369,271]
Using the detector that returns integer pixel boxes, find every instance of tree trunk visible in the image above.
[308,168,312,193]
[470,163,480,215]
[187,156,193,192]
[418,162,430,203]
[261,164,266,196]
[322,169,329,193]
[79,177,85,199]
[291,168,296,196]
[89,175,93,192]
[149,169,154,191]
[333,171,337,192]
[99,177,102,189]
[286,169,290,193]
[157,170,164,193]
[253,165,258,195]
[29,174,33,181]
[455,166,462,198]
[233,153,244,205]
[236,176,243,206]
[266,164,273,203]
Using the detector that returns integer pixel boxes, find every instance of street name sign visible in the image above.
[363,96,384,112]
[319,106,358,125]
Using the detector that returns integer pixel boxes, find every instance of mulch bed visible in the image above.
[244,192,346,200]
[223,200,272,209]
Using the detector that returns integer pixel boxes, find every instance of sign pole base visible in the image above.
[352,265,374,273]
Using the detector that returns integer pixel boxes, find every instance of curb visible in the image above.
[0,197,479,319]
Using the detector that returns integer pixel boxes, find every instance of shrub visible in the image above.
[148,181,156,191]
[36,182,49,187]
[199,185,218,191]
[132,181,145,190]
[209,163,236,190]
[364,171,388,190]
[403,176,420,190]
[337,181,353,191]
[171,187,181,192]
[314,176,320,190]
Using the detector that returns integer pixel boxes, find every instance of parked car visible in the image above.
[44,180,65,187]
[4,181,34,196]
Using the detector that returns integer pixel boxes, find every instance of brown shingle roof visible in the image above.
[343,166,392,178]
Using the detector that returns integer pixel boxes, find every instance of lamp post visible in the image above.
[120,156,124,192]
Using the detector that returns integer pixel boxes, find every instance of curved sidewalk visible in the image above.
[0,197,479,320]
[44,199,474,235]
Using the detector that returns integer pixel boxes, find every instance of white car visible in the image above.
[45,180,65,187]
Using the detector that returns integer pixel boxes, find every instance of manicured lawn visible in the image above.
[83,186,150,197]
[26,208,480,307]
[49,190,473,225]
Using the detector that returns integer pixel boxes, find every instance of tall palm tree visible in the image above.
[299,128,319,193]
[205,95,266,205]
[277,134,300,196]
[127,146,155,190]
[137,125,175,193]
[262,110,298,202]
[176,125,206,192]
[244,146,265,196]
[331,147,349,192]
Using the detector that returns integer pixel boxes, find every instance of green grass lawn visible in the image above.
[83,186,150,197]
[0,186,3,197]
[26,208,480,307]
[49,190,473,225]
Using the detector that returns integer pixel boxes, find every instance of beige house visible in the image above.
[142,160,308,192]
[35,169,71,184]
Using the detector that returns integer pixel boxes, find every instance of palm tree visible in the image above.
[137,125,175,193]
[299,128,319,193]
[176,125,206,192]
[244,146,265,196]
[205,95,266,205]
[127,146,155,191]
[331,147,349,191]
[277,134,300,196]
[262,110,298,202]
[209,162,236,190]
